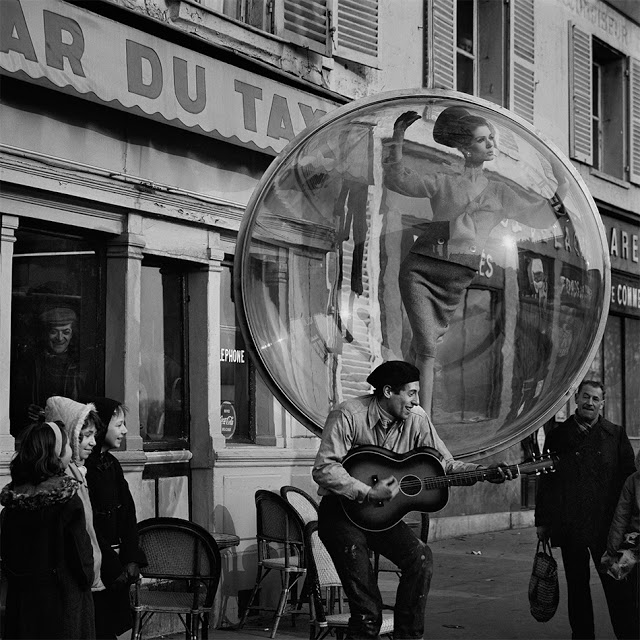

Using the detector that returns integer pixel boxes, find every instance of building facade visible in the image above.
[1,0,638,627]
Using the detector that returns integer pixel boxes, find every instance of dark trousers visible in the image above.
[561,542,639,640]
[318,495,432,639]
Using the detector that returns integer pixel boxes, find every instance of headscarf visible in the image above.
[44,396,96,465]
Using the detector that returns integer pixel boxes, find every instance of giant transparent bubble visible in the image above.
[234,90,610,458]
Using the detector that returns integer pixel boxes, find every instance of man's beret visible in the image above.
[366,361,420,389]
[39,306,77,326]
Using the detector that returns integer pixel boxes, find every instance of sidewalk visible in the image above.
[159,526,616,640]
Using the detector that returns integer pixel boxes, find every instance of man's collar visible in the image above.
[367,396,401,430]
[573,412,616,435]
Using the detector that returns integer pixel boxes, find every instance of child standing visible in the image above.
[85,397,147,639]
[44,396,106,599]
[601,449,640,631]
[0,421,95,638]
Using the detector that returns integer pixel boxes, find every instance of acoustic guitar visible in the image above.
[340,445,557,531]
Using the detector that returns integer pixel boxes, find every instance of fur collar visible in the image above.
[0,475,80,511]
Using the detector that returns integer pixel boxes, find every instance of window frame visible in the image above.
[139,257,191,452]
[200,0,380,66]
[569,24,640,184]
[9,222,106,437]
[220,258,256,444]
[426,0,535,121]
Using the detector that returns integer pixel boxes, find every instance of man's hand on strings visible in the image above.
[366,476,399,503]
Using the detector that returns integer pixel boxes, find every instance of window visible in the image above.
[9,225,104,436]
[220,261,254,443]
[139,259,189,450]
[203,0,379,66]
[585,313,639,438]
[456,0,476,96]
[427,0,534,122]
[222,0,273,33]
[592,40,625,178]
[570,25,640,183]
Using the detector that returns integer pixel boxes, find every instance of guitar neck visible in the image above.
[425,465,518,489]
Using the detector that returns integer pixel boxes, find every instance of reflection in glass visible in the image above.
[10,227,102,437]
[236,92,609,458]
[220,263,253,442]
[139,262,188,449]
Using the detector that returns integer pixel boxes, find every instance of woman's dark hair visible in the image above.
[10,421,68,485]
[433,106,492,150]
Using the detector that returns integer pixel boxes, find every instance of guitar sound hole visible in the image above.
[399,475,422,497]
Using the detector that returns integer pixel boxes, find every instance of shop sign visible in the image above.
[601,216,639,276]
[610,272,640,318]
[220,401,237,439]
[0,0,339,155]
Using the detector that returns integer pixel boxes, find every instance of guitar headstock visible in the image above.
[517,453,558,476]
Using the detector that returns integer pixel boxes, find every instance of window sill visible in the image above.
[145,450,194,464]
[589,168,630,189]
[214,445,316,466]
[169,0,323,74]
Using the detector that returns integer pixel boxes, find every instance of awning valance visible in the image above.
[0,0,340,155]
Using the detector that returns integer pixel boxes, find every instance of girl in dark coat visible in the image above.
[85,397,147,640]
[0,421,95,639]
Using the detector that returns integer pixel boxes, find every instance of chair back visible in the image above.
[137,517,222,607]
[304,521,341,590]
[280,485,319,524]
[255,490,306,568]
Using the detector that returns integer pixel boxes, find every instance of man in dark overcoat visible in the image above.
[535,379,637,639]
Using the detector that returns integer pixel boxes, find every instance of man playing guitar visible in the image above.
[312,360,514,640]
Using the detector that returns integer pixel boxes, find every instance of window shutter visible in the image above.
[428,0,455,89]
[568,22,592,164]
[509,0,535,123]
[282,0,330,55]
[333,0,378,67]
[629,57,640,185]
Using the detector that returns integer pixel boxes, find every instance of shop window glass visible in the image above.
[603,315,623,425]
[139,260,189,450]
[625,318,640,438]
[220,262,254,443]
[10,226,104,436]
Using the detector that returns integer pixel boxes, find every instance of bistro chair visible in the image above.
[304,521,394,640]
[238,490,307,638]
[280,485,319,524]
[131,517,221,640]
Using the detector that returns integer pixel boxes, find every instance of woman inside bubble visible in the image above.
[384,106,568,414]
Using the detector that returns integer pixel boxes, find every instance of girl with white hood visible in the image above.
[45,396,105,596]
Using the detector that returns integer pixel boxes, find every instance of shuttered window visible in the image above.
[428,0,455,89]
[568,23,592,164]
[509,0,535,123]
[280,0,330,55]
[333,0,379,67]
[630,57,640,185]
[425,0,534,121]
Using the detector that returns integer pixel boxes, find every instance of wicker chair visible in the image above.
[280,485,319,525]
[131,517,221,640]
[238,490,307,638]
[304,521,394,640]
